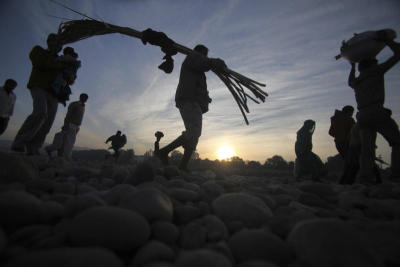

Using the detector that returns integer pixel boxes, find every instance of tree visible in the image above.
[264,155,289,169]
[229,156,246,169]
[247,160,262,168]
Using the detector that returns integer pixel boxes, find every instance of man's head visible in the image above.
[304,119,316,133]
[116,130,121,136]
[47,33,62,54]
[194,44,209,57]
[358,58,378,72]
[342,105,354,117]
[4,79,17,92]
[79,93,88,103]
[63,47,78,59]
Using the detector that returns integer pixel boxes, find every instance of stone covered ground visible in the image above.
[0,150,399,267]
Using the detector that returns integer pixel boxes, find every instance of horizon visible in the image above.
[1,0,400,164]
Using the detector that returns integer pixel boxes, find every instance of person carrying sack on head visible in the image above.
[348,32,400,183]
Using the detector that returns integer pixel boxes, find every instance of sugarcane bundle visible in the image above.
[55,19,268,124]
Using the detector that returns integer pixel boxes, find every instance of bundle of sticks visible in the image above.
[56,19,268,125]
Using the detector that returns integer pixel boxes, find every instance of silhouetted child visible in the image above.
[52,47,81,106]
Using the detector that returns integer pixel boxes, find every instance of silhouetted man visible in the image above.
[348,35,400,182]
[329,105,356,158]
[105,130,127,160]
[155,44,226,171]
[0,79,17,135]
[11,34,67,155]
[45,93,88,159]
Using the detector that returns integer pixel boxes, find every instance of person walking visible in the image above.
[45,93,88,159]
[11,34,68,155]
[348,35,400,182]
[155,44,226,171]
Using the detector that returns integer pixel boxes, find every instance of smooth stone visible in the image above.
[228,229,293,265]
[163,166,180,179]
[200,181,225,202]
[0,227,7,254]
[195,214,229,242]
[4,247,124,267]
[131,240,175,266]
[9,224,52,248]
[141,262,174,267]
[52,182,76,195]
[102,184,137,205]
[119,188,173,222]
[298,183,336,199]
[362,221,400,265]
[26,178,55,196]
[175,249,233,267]
[180,222,207,249]
[212,193,273,228]
[40,201,65,223]
[205,241,235,263]
[0,151,39,183]
[76,184,97,194]
[174,205,201,224]
[68,206,150,251]
[297,192,331,209]
[169,188,200,202]
[287,218,383,267]
[151,221,179,245]
[124,162,155,185]
[0,191,43,230]
[65,194,106,218]
[237,260,278,267]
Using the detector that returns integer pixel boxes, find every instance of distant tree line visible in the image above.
[144,149,294,172]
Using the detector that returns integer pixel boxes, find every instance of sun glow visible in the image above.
[217,145,235,160]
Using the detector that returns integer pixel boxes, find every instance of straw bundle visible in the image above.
[56,19,268,124]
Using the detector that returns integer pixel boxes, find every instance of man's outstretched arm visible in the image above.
[379,39,400,73]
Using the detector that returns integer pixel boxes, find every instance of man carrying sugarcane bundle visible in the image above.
[347,32,400,183]
[155,44,226,171]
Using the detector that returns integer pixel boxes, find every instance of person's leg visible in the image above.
[12,87,47,151]
[0,117,10,135]
[375,115,400,180]
[156,102,202,167]
[178,102,202,171]
[45,131,64,156]
[335,141,348,159]
[27,91,58,154]
[62,124,79,160]
[358,127,377,183]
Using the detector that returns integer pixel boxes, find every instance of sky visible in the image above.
[1,0,400,163]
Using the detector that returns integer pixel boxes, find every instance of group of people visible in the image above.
[1,31,399,183]
[294,36,400,184]
[0,33,88,160]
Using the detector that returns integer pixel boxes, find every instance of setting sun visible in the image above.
[217,145,235,160]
